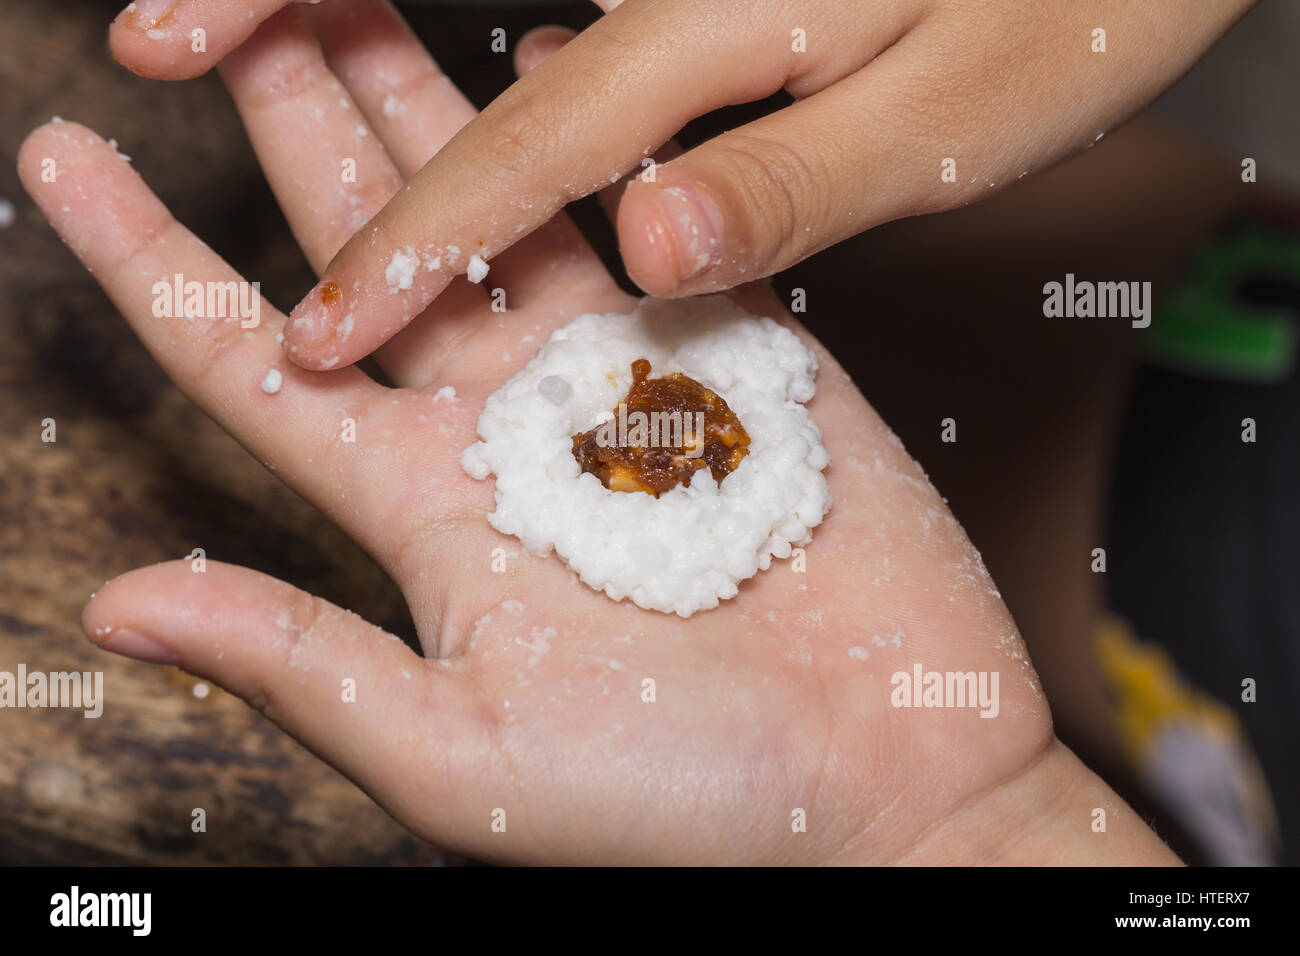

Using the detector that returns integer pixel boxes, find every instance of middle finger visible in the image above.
[219,4,490,389]
[307,0,615,311]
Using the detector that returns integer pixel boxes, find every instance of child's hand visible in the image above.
[108,0,1256,371]
[28,4,1176,864]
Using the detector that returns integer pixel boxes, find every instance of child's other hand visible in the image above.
[185,0,1260,371]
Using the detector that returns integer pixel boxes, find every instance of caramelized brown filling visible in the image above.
[572,359,750,496]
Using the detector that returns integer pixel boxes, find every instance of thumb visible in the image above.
[616,84,876,298]
[81,560,485,826]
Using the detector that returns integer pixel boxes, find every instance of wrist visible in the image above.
[847,738,1182,866]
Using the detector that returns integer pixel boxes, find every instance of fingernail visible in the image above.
[286,282,342,350]
[286,310,333,349]
[649,185,724,283]
[97,627,180,665]
[119,0,177,29]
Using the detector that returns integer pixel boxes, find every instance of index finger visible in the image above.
[110,0,302,79]
[281,0,788,370]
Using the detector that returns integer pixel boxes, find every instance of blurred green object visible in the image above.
[1146,222,1300,383]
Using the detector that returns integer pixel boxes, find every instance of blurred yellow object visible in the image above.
[1097,616,1241,765]
[1097,615,1279,865]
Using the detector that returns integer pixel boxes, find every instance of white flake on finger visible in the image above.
[385,247,418,291]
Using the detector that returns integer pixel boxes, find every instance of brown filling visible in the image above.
[572,359,750,497]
